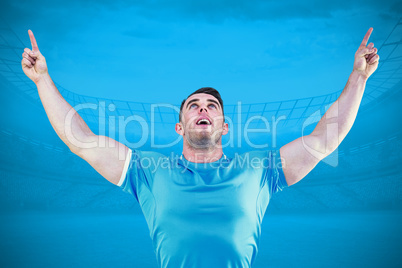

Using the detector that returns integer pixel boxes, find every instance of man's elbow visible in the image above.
[68,134,98,158]
[307,133,339,161]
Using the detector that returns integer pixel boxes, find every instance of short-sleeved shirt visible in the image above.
[118,150,288,268]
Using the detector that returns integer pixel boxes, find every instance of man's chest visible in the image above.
[151,169,263,224]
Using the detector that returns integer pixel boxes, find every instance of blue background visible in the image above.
[0,1,401,267]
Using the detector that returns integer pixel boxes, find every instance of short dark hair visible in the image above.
[179,87,224,122]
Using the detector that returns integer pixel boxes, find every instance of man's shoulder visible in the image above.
[229,150,280,169]
[232,150,276,159]
[130,149,177,169]
[133,150,167,159]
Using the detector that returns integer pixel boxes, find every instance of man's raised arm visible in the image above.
[280,28,380,186]
[21,30,129,185]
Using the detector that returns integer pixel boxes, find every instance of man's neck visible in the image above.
[182,142,224,163]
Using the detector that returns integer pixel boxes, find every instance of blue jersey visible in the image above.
[118,150,288,268]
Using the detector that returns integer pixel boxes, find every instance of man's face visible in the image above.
[176,93,228,149]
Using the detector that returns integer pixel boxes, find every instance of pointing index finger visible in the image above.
[28,29,39,51]
[360,28,373,47]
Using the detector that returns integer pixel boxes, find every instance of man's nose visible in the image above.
[199,107,208,113]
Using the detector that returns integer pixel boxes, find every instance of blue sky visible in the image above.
[3,0,401,104]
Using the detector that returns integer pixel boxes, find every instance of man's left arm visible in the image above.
[280,28,379,186]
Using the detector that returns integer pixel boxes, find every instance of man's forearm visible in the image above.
[311,71,367,154]
[36,74,95,154]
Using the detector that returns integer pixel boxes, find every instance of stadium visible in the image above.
[0,14,401,268]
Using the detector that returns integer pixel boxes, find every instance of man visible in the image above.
[21,28,379,267]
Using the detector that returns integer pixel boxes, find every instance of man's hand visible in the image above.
[21,30,48,84]
[353,28,379,79]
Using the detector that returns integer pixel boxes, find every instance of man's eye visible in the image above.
[190,104,198,109]
[208,104,216,109]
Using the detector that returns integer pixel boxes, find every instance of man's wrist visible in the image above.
[351,70,369,82]
[35,73,51,86]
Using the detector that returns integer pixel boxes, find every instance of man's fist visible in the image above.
[21,30,48,84]
[353,28,380,79]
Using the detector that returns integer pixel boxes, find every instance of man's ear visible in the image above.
[222,122,229,135]
[175,122,184,136]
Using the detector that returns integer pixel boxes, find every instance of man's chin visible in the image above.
[186,134,215,148]
[188,128,212,135]
[193,132,211,140]
[193,125,212,130]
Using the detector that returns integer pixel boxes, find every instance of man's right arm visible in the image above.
[21,30,129,185]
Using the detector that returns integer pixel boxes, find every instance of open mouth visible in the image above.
[196,118,211,125]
